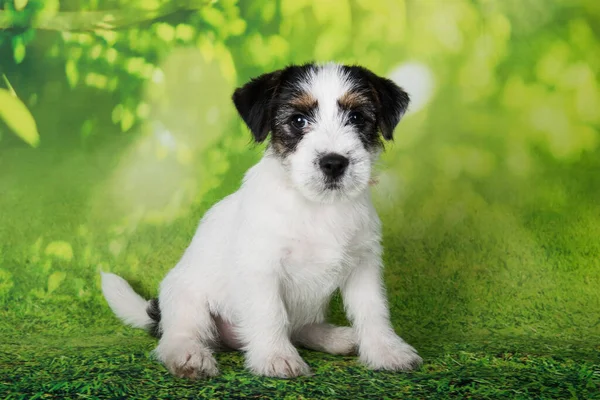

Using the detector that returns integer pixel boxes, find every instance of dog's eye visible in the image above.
[290,115,309,130]
[348,111,365,126]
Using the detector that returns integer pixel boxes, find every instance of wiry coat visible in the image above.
[102,62,422,379]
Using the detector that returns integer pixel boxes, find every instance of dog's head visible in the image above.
[232,63,409,203]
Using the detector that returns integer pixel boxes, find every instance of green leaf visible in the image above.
[14,0,29,11]
[155,23,175,42]
[44,241,73,262]
[120,108,135,132]
[12,36,26,64]
[0,88,40,147]
[175,23,195,42]
[65,59,79,88]
[47,271,67,294]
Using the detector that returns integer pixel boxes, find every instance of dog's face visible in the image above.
[232,63,409,203]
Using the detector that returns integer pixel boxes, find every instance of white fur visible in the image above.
[101,272,153,329]
[289,63,374,203]
[102,64,422,378]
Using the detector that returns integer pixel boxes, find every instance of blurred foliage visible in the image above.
[0,0,599,348]
[0,0,597,155]
[0,85,39,146]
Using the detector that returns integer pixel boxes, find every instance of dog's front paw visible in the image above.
[360,336,422,371]
[155,339,219,379]
[247,351,312,378]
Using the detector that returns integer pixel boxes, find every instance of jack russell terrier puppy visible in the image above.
[102,62,422,379]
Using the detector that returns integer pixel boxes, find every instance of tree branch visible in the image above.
[0,0,214,31]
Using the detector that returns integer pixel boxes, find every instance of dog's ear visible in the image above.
[232,70,282,143]
[361,68,410,141]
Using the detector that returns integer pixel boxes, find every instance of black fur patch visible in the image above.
[337,87,381,151]
[232,69,283,142]
[270,64,318,157]
[342,65,410,140]
[232,63,318,157]
[146,298,162,338]
[232,63,409,156]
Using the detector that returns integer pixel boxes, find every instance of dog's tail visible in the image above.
[100,272,161,337]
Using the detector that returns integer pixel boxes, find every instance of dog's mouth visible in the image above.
[324,182,341,190]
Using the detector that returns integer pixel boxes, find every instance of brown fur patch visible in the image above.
[338,91,370,110]
[289,92,318,112]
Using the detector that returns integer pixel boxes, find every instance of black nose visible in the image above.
[319,153,349,180]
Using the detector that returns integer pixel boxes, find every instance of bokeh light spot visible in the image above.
[388,62,435,115]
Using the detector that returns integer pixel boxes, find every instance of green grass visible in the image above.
[1,325,598,399]
[1,193,599,398]
[2,0,600,397]
[1,110,599,400]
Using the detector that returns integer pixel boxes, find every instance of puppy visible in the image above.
[101,62,422,379]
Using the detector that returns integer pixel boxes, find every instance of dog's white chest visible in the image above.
[275,204,366,326]
[281,236,346,281]
[281,203,360,272]
[279,241,347,326]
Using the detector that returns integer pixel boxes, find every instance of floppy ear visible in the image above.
[232,70,282,142]
[362,68,410,141]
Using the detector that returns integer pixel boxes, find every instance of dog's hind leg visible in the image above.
[293,323,357,355]
[153,282,219,379]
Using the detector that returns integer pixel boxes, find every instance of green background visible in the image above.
[1,0,599,398]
